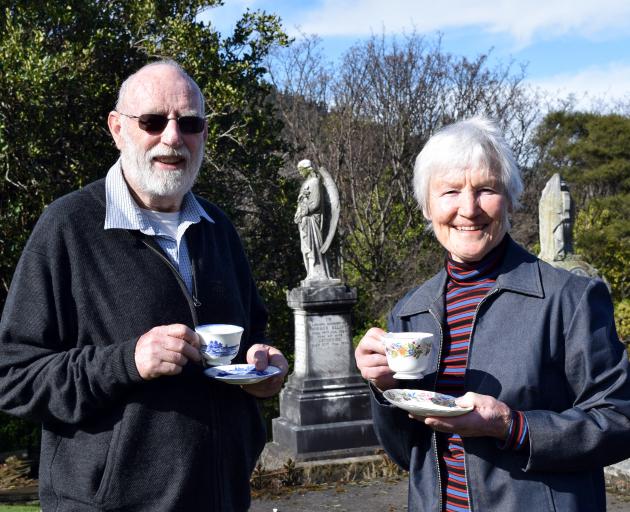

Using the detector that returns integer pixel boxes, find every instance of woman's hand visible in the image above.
[410,391,512,440]
[354,327,397,392]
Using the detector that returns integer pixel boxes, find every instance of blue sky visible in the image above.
[202,0,630,110]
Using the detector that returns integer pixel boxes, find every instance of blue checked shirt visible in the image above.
[104,160,214,293]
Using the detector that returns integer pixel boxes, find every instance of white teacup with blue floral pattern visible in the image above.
[381,332,432,379]
[195,324,244,366]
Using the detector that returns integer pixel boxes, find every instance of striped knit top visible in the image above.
[437,237,529,512]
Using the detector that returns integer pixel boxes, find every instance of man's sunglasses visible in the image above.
[116,111,206,134]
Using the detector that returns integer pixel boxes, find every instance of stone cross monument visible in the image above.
[266,160,379,463]
[538,173,603,279]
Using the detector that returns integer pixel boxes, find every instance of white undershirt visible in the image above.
[142,209,180,240]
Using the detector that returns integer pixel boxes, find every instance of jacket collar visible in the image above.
[396,236,544,317]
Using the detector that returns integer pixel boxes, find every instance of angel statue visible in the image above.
[294,159,340,285]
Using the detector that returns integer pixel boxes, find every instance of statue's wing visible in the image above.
[319,166,339,254]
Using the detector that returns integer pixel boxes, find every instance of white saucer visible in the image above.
[383,389,473,417]
[204,364,281,385]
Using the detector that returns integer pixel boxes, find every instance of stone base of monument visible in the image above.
[268,284,380,462]
[270,374,380,461]
[260,439,383,470]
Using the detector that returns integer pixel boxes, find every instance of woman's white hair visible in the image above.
[413,116,523,220]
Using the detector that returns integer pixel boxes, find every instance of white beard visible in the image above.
[120,129,204,198]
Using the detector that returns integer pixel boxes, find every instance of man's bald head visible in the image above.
[116,60,205,115]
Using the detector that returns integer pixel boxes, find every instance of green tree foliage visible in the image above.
[534,111,630,206]
[574,195,630,303]
[615,300,630,343]
[534,112,630,340]
[1,1,297,449]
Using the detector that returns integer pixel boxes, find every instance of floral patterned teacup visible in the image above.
[381,332,432,379]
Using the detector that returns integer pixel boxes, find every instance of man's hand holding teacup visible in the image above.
[135,324,201,380]
[241,344,289,398]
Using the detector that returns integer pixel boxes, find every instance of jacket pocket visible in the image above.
[89,380,215,509]
[93,410,125,502]
[48,412,121,503]
[546,469,604,511]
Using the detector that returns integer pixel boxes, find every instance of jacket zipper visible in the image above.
[142,238,223,506]
[429,308,445,512]
[460,287,501,512]
[141,239,201,325]
[190,258,202,308]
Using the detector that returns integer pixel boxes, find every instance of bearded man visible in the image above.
[0,60,288,511]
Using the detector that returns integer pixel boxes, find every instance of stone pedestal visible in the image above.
[270,284,380,461]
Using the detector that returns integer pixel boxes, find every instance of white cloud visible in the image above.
[527,62,630,110]
[289,0,630,46]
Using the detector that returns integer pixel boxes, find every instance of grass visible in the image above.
[0,506,40,511]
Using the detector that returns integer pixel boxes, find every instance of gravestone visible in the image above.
[538,173,603,279]
[264,161,379,463]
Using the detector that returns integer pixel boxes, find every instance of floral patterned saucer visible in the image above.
[383,389,473,417]
[204,364,281,385]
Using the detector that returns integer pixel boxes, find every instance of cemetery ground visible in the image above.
[250,478,630,512]
[1,453,630,511]
[0,486,628,511]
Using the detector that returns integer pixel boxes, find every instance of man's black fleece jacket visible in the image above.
[0,178,269,511]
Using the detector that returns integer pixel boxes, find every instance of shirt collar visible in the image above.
[104,159,214,234]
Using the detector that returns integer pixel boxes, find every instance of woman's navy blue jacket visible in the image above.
[372,237,630,511]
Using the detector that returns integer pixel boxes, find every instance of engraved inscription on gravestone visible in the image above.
[307,314,350,376]
[292,313,351,378]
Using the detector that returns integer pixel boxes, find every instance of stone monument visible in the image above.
[266,160,379,463]
[538,173,603,279]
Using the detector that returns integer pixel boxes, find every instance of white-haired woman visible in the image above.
[355,116,630,511]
